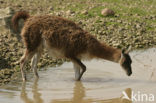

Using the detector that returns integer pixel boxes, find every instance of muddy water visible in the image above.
[0,48,156,103]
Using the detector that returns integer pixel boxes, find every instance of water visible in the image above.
[0,48,156,103]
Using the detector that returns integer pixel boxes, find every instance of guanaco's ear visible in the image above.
[119,49,126,63]
[125,46,132,54]
[122,49,125,54]
[121,49,125,58]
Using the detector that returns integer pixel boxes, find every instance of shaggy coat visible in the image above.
[12,12,121,61]
[12,11,132,81]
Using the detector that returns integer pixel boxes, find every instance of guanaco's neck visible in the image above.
[88,38,121,63]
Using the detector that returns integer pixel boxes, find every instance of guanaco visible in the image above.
[12,11,132,81]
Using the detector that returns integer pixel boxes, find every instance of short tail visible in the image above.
[12,11,30,32]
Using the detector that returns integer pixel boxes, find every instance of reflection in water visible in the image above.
[52,82,92,103]
[120,88,132,103]
[21,79,43,103]
[20,80,132,103]
[73,82,91,103]
[52,82,132,103]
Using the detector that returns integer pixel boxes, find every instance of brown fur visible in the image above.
[12,11,132,81]
[13,13,121,61]
[12,11,30,32]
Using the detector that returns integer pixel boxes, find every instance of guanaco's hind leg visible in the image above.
[71,57,86,81]
[31,53,40,78]
[20,49,35,81]
[31,42,43,78]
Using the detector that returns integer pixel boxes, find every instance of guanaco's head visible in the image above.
[119,46,132,76]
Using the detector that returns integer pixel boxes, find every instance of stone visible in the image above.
[0,7,15,31]
[66,10,75,15]
[81,10,88,15]
[49,6,54,11]
[101,8,115,16]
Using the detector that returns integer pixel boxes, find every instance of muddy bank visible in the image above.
[0,0,156,85]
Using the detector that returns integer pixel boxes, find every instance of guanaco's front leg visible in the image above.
[71,57,86,81]
[73,63,80,80]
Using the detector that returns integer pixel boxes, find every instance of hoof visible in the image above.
[22,76,27,81]
[22,78,26,82]
[75,77,82,81]
[35,74,39,78]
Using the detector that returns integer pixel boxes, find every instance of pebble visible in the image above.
[101,8,115,16]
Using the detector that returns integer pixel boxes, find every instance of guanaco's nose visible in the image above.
[127,71,132,76]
